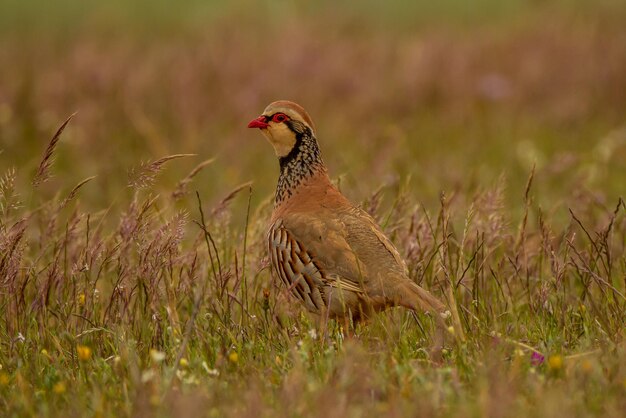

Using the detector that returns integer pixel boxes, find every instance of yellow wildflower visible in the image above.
[179,358,189,368]
[0,372,9,386]
[228,351,239,364]
[548,354,563,371]
[581,360,593,373]
[78,294,86,306]
[76,345,92,361]
[53,381,66,394]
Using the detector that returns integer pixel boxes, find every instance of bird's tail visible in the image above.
[398,281,456,361]
[400,281,447,316]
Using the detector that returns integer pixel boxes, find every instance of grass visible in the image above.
[1,1,625,417]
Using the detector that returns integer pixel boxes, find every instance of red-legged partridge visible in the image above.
[248,101,449,336]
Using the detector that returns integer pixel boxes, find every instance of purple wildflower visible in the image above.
[531,351,545,366]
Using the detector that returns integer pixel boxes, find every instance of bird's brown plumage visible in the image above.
[249,100,448,324]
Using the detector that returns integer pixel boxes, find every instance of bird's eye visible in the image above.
[272,113,288,123]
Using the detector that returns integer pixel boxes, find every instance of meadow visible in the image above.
[0,1,625,416]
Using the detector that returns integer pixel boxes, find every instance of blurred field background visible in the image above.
[1,0,625,417]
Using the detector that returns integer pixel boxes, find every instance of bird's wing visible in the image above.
[269,215,365,304]
[341,205,408,274]
[276,205,407,294]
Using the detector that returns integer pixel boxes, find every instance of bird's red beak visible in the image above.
[248,116,269,129]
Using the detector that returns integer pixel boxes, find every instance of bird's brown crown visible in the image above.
[262,101,316,135]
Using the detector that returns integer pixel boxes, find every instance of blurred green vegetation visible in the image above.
[0,0,562,32]
[2,0,626,33]
[1,0,624,217]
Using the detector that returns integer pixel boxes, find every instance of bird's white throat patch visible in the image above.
[261,122,297,158]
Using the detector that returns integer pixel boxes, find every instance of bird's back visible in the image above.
[270,172,412,309]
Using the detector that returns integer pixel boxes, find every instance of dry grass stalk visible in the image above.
[60,175,96,209]
[0,217,28,287]
[32,113,76,186]
[172,157,215,200]
[128,153,196,189]
[0,167,19,220]
[210,181,253,218]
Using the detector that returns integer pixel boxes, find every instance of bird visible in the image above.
[248,100,450,341]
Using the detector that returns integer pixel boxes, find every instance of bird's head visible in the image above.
[248,101,316,158]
